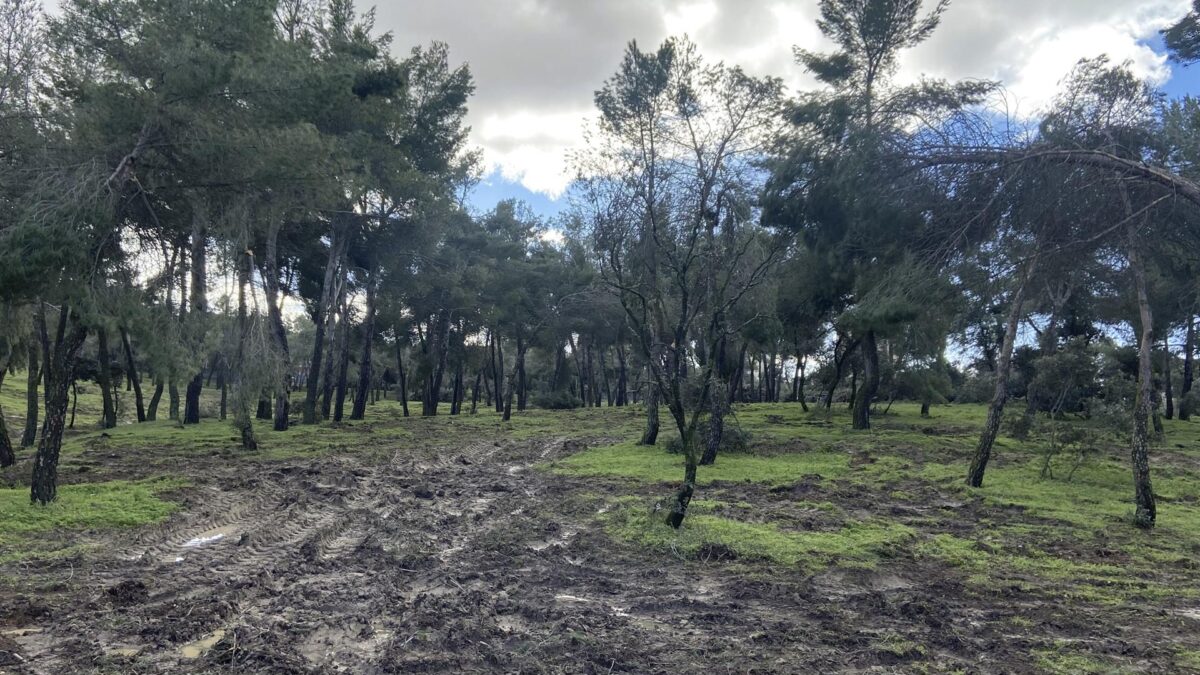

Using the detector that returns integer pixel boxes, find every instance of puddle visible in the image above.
[1,627,43,637]
[107,647,140,657]
[180,628,226,659]
[182,525,238,548]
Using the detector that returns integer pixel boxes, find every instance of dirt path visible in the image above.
[1,434,1187,673]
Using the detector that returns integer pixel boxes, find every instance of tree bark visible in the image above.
[332,298,352,423]
[262,219,292,431]
[502,336,527,422]
[0,362,14,467]
[639,369,660,445]
[21,323,40,447]
[852,331,879,430]
[394,334,409,417]
[303,218,348,424]
[1182,314,1195,421]
[96,327,117,429]
[1164,339,1174,420]
[232,246,257,450]
[1128,235,1157,528]
[30,311,89,505]
[120,327,145,422]
[183,203,208,426]
[350,274,378,421]
[147,377,163,421]
[967,262,1034,488]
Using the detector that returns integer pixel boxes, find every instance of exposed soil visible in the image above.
[1,432,1197,673]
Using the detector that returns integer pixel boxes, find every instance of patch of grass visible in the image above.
[0,478,184,562]
[553,439,854,486]
[1034,644,1136,674]
[604,498,913,572]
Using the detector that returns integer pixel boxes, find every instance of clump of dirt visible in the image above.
[105,580,148,606]
[696,542,739,562]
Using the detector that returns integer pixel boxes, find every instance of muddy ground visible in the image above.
[0,427,1196,673]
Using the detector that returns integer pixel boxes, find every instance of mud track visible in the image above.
[1,435,1183,673]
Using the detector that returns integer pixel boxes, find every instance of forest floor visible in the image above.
[0,385,1199,673]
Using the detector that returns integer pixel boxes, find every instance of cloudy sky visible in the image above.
[369,0,1198,216]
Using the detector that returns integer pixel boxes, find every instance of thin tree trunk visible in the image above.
[147,377,163,421]
[1182,314,1195,421]
[30,311,88,505]
[503,338,526,422]
[233,246,257,450]
[303,219,348,424]
[263,219,292,431]
[852,331,878,430]
[183,203,208,426]
[639,368,660,445]
[96,327,117,429]
[516,333,528,412]
[168,381,180,421]
[120,327,146,422]
[395,335,409,417]
[350,274,378,421]
[0,363,14,467]
[333,300,352,423]
[21,323,40,447]
[471,370,481,414]
[1128,235,1157,528]
[1164,339,1174,420]
[968,263,1034,488]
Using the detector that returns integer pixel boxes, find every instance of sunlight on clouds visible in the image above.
[664,1,719,37]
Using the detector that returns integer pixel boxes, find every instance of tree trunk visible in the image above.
[21,327,40,448]
[183,205,208,426]
[516,332,528,412]
[616,344,628,406]
[471,370,481,414]
[797,354,809,412]
[1182,314,1195,421]
[0,364,14,467]
[1164,339,1174,420]
[232,245,257,450]
[333,300,352,423]
[921,401,931,417]
[639,370,660,445]
[120,327,145,422]
[502,338,526,422]
[303,219,348,424]
[395,335,409,417]
[967,263,1034,488]
[493,329,504,414]
[147,377,163,421]
[1128,236,1157,528]
[168,381,180,421]
[30,311,89,505]
[263,219,292,431]
[96,327,117,429]
[852,331,878,430]
[350,274,378,421]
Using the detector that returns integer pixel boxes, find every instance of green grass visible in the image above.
[554,438,857,485]
[604,498,914,572]
[0,478,184,562]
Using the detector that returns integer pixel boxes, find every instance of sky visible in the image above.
[362,0,1200,219]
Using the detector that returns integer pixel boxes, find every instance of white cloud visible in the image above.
[373,0,1194,199]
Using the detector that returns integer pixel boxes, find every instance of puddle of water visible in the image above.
[182,524,238,548]
[108,647,140,657]
[554,594,592,604]
[1,627,43,637]
[180,628,226,659]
